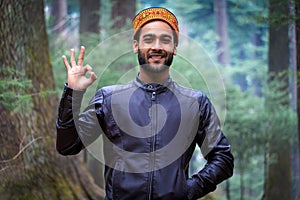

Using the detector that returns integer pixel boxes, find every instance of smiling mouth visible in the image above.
[149,56,165,63]
[148,52,166,60]
[150,55,163,59]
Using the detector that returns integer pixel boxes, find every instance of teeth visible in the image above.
[149,55,162,58]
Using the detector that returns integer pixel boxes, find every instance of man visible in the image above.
[56,7,234,200]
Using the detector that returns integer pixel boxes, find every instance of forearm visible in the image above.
[56,84,85,155]
[187,134,234,199]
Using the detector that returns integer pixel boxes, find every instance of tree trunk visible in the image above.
[296,0,300,154]
[0,0,104,199]
[214,0,230,65]
[290,1,300,199]
[79,0,101,48]
[50,0,68,34]
[240,167,244,200]
[225,180,231,200]
[49,0,69,46]
[295,0,300,198]
[264,0,291,199]
[111,0,136,30]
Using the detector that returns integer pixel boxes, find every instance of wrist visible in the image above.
[65,83,86,92]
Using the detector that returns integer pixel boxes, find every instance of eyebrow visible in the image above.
[142,33,172,39]
[160,34,172,40]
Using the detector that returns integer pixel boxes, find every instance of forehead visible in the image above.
[140,21,174,37]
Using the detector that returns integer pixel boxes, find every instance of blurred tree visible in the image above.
[163,0,268,93]
[214,0,230,65]
[296,0,300,158]
[228,0,268,94]
[139,0,166,7]
[45,0,80,48]
[79,0,101,48]
[0,0,104,199]
[111,0,136,30]
[224,85,265,200]
[263,0,292,199]
[163,0,215,44]
[295,0,300,198]
[79,0,106,189]
[290,1,300,199]
[50,0,67,34]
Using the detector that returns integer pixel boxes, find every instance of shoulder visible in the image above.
[171,81,209,104]
[95,81,136,99]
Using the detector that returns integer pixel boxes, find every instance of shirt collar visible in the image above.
[134,74,173,92]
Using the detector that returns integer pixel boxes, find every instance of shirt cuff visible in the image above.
[63,83,86,97]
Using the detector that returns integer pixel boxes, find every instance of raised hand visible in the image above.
[62,46,97,90]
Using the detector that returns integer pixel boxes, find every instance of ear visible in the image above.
[173,46,177,56]
[133,40,138,54]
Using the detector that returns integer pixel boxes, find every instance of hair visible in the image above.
[133,20,178,46]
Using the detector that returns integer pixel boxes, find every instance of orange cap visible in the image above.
[132,7,179,40]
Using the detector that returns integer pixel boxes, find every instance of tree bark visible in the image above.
[290,1,300,199]
[296,0,300,164]
[295,0,300,198]
[0,0,104,199]
[264,0,291,199]
[214,0,230,65]
[111,0,136,30]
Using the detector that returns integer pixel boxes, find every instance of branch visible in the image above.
[0,137,43,163]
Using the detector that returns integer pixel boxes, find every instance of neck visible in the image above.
[138,68,169,84]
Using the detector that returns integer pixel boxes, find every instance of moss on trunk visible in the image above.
[0,0,105,199]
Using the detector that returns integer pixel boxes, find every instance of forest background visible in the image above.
[0,0,300,200]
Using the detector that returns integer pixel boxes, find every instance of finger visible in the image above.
[82,64,93,74]
[85,64,92,72]
[89,71,98,81]
[77,46,85,66]
[62,55,71,71]
[85,65,97,80]
[70,48,76,67]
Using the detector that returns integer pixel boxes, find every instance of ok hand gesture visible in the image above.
[62,46,97,90]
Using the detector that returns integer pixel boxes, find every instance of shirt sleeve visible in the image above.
[187,95,234,199]
[56,84,104,155]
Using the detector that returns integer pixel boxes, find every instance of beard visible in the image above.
[138,48,174,73]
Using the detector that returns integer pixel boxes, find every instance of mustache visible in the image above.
[148,51,167,58]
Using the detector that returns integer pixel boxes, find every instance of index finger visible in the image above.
[62,55,71,71]
[77,46,85,66]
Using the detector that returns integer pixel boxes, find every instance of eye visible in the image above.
[161,36,172,44]
[143,37,153,43]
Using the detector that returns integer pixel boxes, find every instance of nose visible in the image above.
[151,39,162,50]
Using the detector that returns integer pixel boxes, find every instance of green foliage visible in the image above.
[163,0,269,64]
[100,0,114,38]
[0,67,33,112]
[262,72,297,141]
[222,84,265,200]
[96,50,137,88]
[163,0,216,55]
[4,165,77,200]
[221,70,297,199]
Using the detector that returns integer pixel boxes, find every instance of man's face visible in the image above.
[133,21,177,73]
